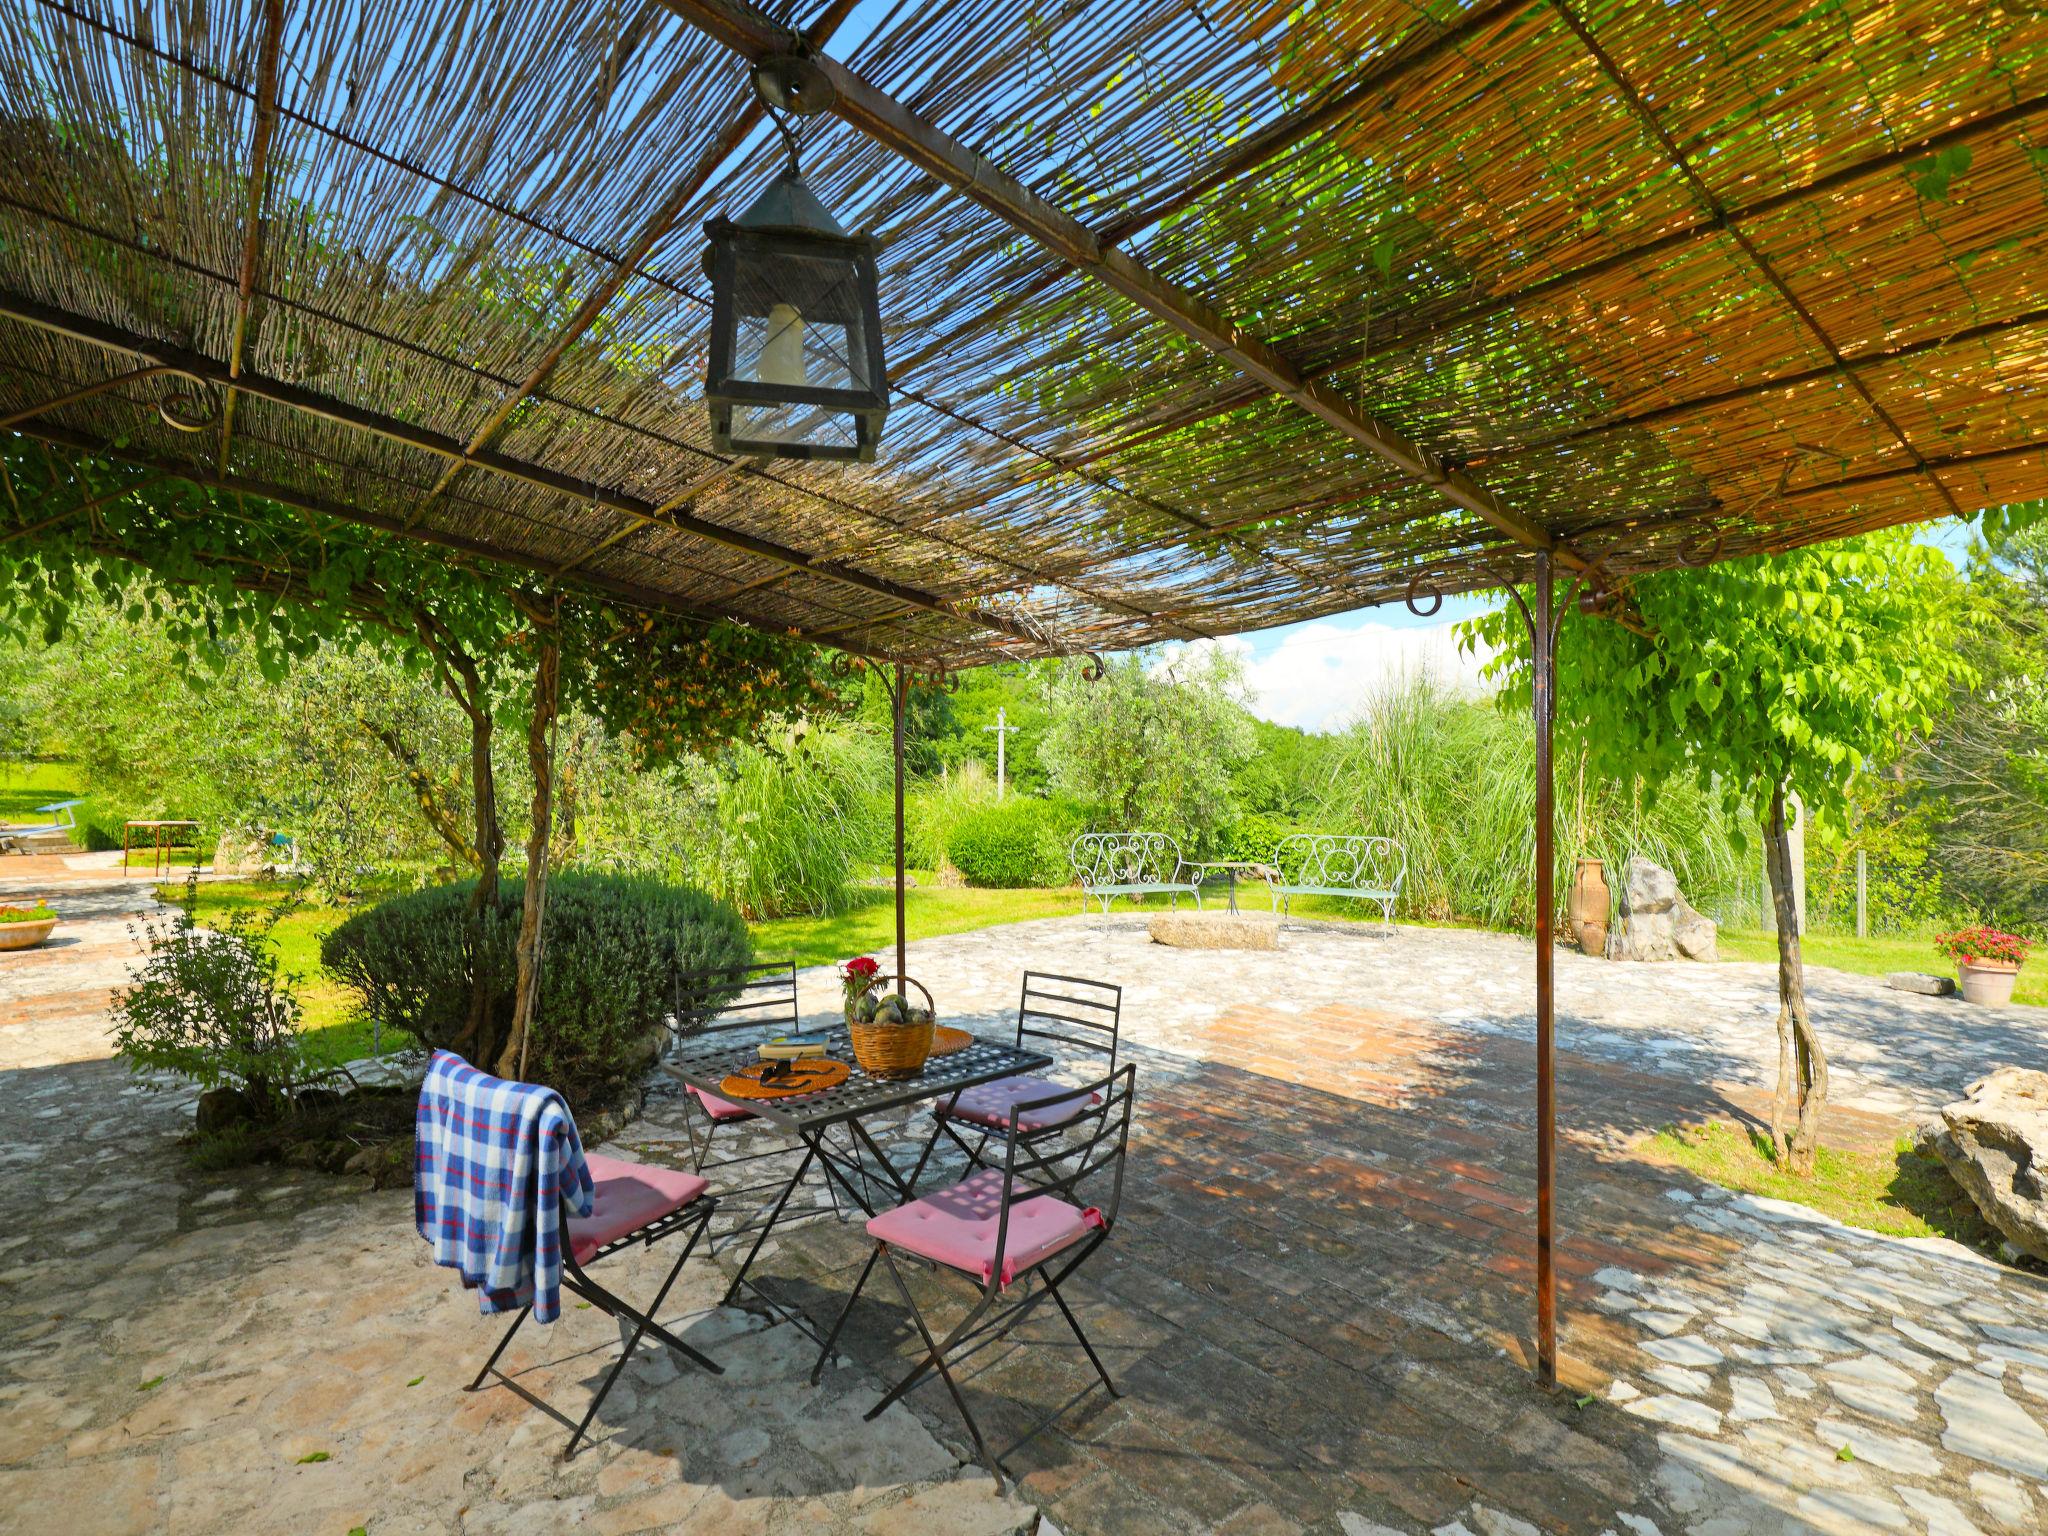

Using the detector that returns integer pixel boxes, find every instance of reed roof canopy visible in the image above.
[2,0,2045,668]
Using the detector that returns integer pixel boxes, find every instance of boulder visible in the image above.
[1147,912,1279,951]
[1922,1067,2048,1264]
[210,826,270,878]
[1604,856,1716,962]
[1887,971,1957,998]
[194,1086,255,1135]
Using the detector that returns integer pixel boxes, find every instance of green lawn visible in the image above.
[0,761,82,822]
[1645,1119,2001,1252]
[154,881,385,1064]
[1719,928,2045,1007]
[750,879,1079,970]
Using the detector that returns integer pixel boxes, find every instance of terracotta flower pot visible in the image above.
[0,916,58,951]
[1568,858,1610,955]
[1958,958,2020,1006]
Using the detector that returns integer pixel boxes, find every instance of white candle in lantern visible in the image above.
[761,302,806,387]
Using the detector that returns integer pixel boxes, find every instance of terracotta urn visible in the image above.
[1568,858,1610,955]
[1958,958,2020,1007]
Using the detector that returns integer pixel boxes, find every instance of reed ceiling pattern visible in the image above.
[2,0,2044,664]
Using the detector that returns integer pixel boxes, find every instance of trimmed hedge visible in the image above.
[321,871,749,1108]
[945,798,1074,888]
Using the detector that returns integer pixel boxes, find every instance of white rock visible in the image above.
[1632,1311,1694,1337]
[1621,1395,1723,1434]
[1727,1377,1778,1422]
[1616,1516,1661,1536]
[1939,1369,2048,1479]
[1812,1416,1941,1476]
[1593,1267,1642,1293]
[1893,1316,1976,1362]
[1794,1489,1909,1532]
[1642,1336,1724,1368]
[1607,1379,1640,1403]
[1339,1518,1409,1536]
[1968,1468,2033,1528]
[1896,1487,1987,1536]
[1774,1366,1817,1398]
[1644,1366,1711,1397]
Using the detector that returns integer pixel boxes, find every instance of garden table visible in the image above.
[123,819,200,877]
[662,1026,1052,1325]
[1188,859,1278,913]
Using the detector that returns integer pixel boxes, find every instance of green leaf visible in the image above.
[406,1375,425,1387]
[1836,1444,1855,1462]
[138,1375,164,1392]
[295,1451,331,1464]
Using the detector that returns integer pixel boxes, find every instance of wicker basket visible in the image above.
[846,975,936,1080]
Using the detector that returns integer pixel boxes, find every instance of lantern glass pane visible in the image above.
[728,400,863,454]
[730,251,871,393]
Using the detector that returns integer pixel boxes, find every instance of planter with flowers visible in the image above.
[838,954,936,1080]
[0,903,59,951]
[1934,927,2033,1006]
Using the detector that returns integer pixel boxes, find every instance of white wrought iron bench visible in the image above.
[1068,831,1202,917]
[1269,834,1405,930]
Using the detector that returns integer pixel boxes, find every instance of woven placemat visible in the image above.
[717,1058,851,1100]
[928,1026,976,1058]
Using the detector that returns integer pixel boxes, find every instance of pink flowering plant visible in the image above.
[1934,927,2033,968]
[838,955,881,1010]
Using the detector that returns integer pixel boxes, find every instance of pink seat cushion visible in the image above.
[935,1074,1098,1132]
[686,1084,755,1122]
[867,1169,1104,1289]
[568,1154,709,1263]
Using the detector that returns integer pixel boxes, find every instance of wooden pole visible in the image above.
[1531,550,1558,1387]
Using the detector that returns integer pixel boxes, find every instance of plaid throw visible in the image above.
[415,1050,595,1324]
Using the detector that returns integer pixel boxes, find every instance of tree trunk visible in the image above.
[497,633,560,1081]
[1764,781,1828,1175]
[414,611,504,1062]
[363,723,481,870]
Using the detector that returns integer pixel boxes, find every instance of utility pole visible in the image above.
[982,706,1018,799]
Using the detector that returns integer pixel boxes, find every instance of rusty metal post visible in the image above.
[893,663,908,984]
[1530,550,1558,1387]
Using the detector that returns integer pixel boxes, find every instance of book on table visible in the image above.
[758,1029,834,1062]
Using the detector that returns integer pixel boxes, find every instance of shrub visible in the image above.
[946,797,1074,888]
[907,760,996,871]
[1215,812,1297,866]
[112,883,314,1116]
[0,903,56,923]
[321,871,750,1108]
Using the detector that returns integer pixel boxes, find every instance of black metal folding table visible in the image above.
[662,1027,1053,1321]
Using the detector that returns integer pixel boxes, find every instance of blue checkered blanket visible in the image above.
[415,1050,595,1323]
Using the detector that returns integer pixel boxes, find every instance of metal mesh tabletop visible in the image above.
[663,1028,1052,1132]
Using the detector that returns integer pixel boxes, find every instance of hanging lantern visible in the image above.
[702,160,888,463]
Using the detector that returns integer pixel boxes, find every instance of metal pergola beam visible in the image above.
[0,291,1050,651]
[656,0,1575,569]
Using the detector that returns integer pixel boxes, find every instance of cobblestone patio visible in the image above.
[4,859,2046,1534]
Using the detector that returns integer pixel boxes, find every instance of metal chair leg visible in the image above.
[1043,1271,1119,1397]
[467,1304,531,1391]
[564,1208,717,1459]
[810,1242,883,1385]
[866,1254,999,1479]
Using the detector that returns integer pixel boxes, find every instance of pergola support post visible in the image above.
[892,663,909,985]
[1530,552,1558,1387]
[501,618,563,1080]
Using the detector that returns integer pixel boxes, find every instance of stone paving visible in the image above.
[4,859,2048,1535]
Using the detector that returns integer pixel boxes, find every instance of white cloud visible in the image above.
[1196,619,1497,733]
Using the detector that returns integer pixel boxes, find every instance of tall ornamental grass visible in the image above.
[700,723,887,919]
[1311,673,1751,929]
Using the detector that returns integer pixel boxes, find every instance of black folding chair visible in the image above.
[909,970,1121,1189]
[462,1149,721,1460]
[812,1062,1138,1483]
[667,960,849,1245]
